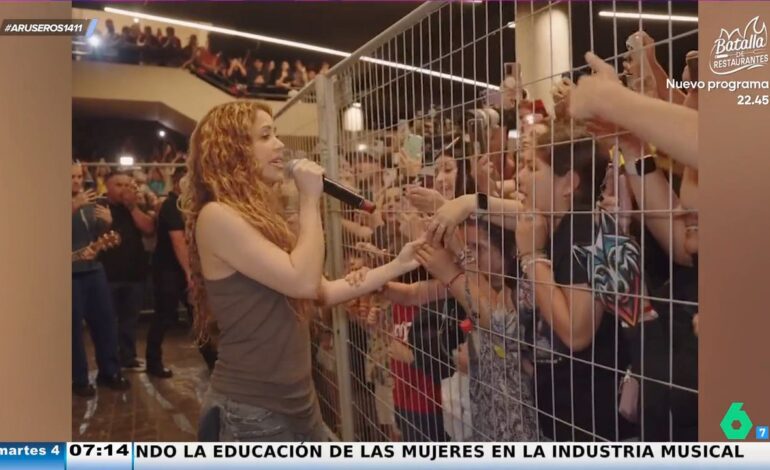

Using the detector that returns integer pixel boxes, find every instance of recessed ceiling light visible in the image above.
[599,11,698,23]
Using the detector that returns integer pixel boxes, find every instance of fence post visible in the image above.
[315,74,355,442]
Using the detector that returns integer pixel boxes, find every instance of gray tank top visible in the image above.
[205,271,319,431]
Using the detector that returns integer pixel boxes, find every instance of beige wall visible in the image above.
[0,1,71,440]
[698,1,770,441]
[72,7,210,48]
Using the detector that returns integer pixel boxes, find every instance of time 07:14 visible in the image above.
[69,443,130,457]
[737,95,769,105]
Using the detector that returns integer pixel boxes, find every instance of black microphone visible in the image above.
[285,159,376,213]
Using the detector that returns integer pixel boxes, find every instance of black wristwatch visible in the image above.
[477,192,489,212]
[634,155,657,176]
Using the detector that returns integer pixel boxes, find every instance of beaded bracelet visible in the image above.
[520,253,552,278]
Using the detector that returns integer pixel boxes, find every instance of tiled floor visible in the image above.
[72,320,209,442]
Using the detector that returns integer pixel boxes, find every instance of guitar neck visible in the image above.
[72,242,105,262]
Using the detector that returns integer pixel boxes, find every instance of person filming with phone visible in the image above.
[71,162,129,397]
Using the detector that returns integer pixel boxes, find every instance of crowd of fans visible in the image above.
[71,26,699,442]
[316,29,699,442]
[80,18,331,98]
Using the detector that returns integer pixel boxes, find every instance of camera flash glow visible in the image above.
[88,36,101,47]
[158,130,166,138]
[119,156,135,167]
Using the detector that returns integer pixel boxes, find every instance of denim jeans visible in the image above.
[109,281,145,364]
[198,388,328,442]
[72,267,120,385]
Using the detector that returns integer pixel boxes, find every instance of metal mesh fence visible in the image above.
[275,0,700,442]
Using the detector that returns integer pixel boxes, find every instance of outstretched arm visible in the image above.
[317,238,425,307]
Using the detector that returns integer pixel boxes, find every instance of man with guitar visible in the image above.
[71,162,131,397]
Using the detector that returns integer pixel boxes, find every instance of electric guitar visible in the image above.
[72,230,121,262]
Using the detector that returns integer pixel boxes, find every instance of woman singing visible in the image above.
[182,101,422,442]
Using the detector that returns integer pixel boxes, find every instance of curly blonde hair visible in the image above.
[180,100,309,346]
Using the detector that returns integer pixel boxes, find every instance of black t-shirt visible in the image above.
[533,211,621,368]
[408,297,466,383]
[100,203,149,283]
[153,192,185,273]
[651,258,698,389]
[535,210,632,441]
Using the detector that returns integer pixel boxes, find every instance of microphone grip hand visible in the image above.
[289,159,325,199]
[287,158,376,212]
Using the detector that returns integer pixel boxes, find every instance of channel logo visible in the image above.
[709,16,769,76]
[721,402,768,440]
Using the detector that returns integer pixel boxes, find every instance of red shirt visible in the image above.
[390,304,442,413]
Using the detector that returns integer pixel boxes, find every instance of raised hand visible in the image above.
[569,52,624,121]
[94,204,113,226]
[395,236,426,272]
[405,185,446,214]
[426,194,475,247]
[72,189,97,211]
[414,243,462,285]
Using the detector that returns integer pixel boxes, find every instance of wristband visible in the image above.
[476,192,489,212]
[522,258,552,278]
[625,154,656,176]
[518,250,547,266]
[636,155,657,175]
[519,252,549,277]
[445,271,465,289]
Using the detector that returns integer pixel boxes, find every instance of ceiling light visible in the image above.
[599,11,698,23]
[158,129,166,138]
[343,106,364,132]
[104,6,499,91]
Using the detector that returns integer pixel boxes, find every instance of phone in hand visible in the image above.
[467,117,488,155]
[686,52,698,82]
[402,133,424,163]
[84,180,96,192]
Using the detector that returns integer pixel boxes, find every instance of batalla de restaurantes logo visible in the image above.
[710,16,769,76]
